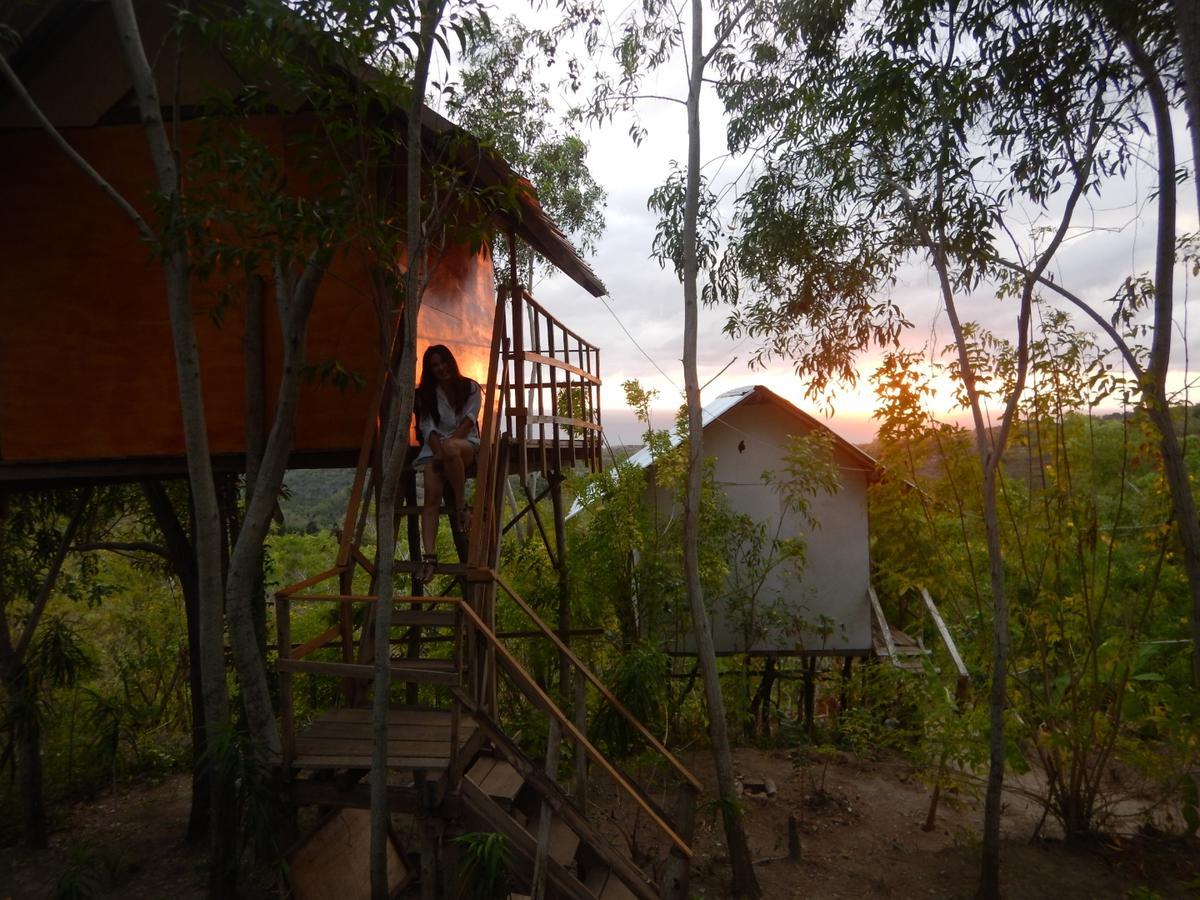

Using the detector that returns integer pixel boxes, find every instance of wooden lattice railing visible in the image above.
[502,286,604,480]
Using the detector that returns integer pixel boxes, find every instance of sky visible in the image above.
[461,8,1200,449]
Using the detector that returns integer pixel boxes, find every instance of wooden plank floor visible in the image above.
[292,707,477,771]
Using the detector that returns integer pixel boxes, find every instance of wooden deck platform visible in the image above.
[292,707,477,771]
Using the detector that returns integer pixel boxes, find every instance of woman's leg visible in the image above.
[419,463,443,581]
[439,439,477,525]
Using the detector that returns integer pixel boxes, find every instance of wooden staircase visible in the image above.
[274,283,698,897]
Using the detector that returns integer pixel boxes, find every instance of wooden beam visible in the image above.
[514,351,601,384]
[457,695,660,900]
[292,624,342,660]
[920,587,969,678]
[521,415,601,431]
[454,602,692,856]
[275,565,349,598]
[493,573,701,790]
[868,585,899,664]
[459,779,593,900]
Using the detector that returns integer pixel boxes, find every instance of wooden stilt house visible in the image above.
[1,4,698,896]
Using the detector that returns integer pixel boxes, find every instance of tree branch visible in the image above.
[701,0,755,68]
[74,540,170,560]
[14,487,94,662]
[0,53,154,241]
[993,258,1144,379]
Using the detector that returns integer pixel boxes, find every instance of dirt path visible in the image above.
[0,776,206,900]
[687,747,1198,899]
[2,749,1195,898]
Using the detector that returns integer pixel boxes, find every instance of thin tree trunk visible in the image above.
[0,488,91,849]
[371,5,444,896]
[12,667,47,850]
[225,260,325,764]
[681,2,759,896]
[243,275,268,658]
[142,479,210,842]
[1176,0,1200,222]
[109,3,233,891]
[1128,38,1200,688]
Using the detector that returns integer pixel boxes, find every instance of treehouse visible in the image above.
[1,4,698,898]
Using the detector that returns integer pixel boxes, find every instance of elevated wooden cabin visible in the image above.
[1,4,698,897]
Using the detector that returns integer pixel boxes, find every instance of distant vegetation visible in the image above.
[279,469,356,534]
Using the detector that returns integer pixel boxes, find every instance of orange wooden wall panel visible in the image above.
[0,118,496,468]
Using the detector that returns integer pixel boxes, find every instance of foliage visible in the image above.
[867,307,1199,841]
[452,831,512,899]
[447,15,605,286]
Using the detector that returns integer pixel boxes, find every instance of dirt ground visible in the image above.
[1,748,1196,898]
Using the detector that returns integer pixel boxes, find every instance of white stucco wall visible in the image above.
[665,399,873,654]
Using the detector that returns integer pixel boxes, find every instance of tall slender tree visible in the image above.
[583,2,761,894]
[716,0,1178,894]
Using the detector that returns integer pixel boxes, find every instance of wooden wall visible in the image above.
[0,118,495,473]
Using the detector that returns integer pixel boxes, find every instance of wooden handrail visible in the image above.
[455,693,659,900]
[275,564,348,598]
[519,289,598,352]
[455,600,692,857]
[493,573,701,791]
[510,350,601,385]
[282,594,459,605]
[291,624,341,660]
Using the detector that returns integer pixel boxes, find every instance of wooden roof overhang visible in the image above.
[0,1,606,486]
[0,0,607,298]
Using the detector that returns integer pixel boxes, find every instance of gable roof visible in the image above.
[624,385,878,473]
[0,0,606,296]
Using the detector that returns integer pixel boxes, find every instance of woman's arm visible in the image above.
[448,381,481,439]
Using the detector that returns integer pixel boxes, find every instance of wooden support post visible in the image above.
[803,656,817,740]
[507,232,527,484]
[549,474,570,701]
[658,782,698,900]
[531,717,562,900]
[404,467,423,705]
[840,655,854,718]
[275,595,294,763]
[419,817,438,900]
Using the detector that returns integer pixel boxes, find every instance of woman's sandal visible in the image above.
[417,553,437,584]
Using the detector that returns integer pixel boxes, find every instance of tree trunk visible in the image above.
[11,666,47,849]
[681,2,759,896]
[142,479,210,842]
[109,3,233,891]
[1125,32,1200,687]
[242,275,268,659]
[1176,0,1200,221]
[371,5,444,896]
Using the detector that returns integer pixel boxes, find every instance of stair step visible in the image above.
[467,756,525,805]
[527,809,580,866]
[584,866,638,900]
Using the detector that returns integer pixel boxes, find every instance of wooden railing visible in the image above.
[451,596,693,857]
[502,287,603,479]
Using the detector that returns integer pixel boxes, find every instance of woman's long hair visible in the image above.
[416,344,472,419]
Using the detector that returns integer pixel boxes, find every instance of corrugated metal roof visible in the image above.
[569,385,877,519]
[624,385,878,472]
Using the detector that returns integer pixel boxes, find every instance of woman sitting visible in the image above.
[413,344,481,583]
